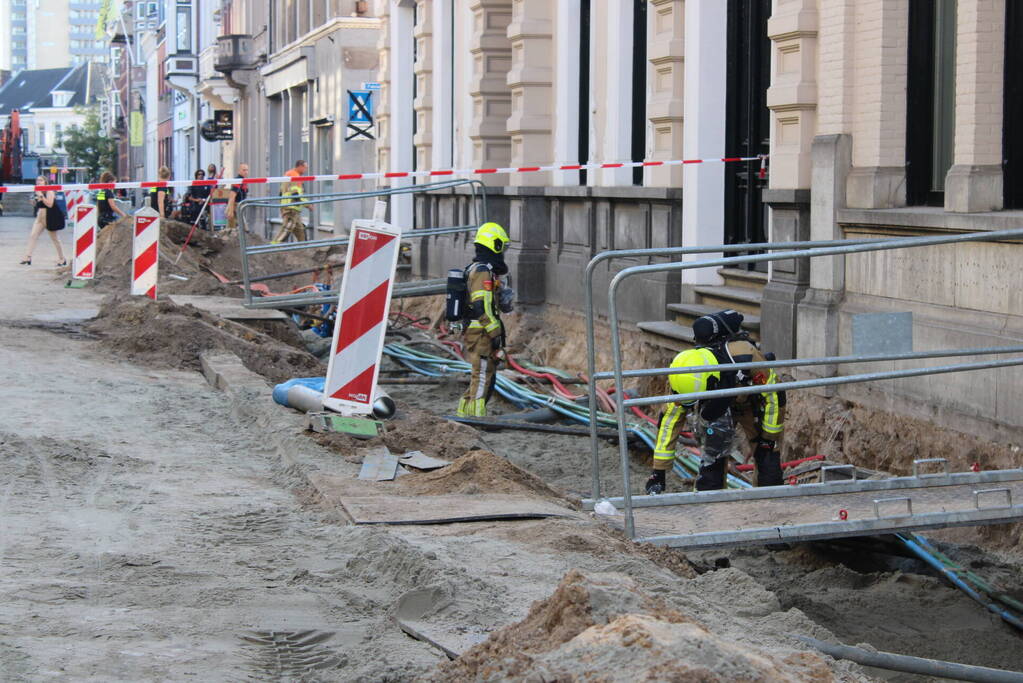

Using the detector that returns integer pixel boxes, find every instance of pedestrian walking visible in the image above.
[95,171,129,229]
[19,175,67,266]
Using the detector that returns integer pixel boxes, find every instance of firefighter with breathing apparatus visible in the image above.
[446,222,516,417]
[645,309,785,494]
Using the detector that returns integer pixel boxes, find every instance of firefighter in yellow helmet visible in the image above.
[456,222,514,417]
[645,310,785,494]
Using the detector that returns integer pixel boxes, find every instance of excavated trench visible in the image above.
[72,287,1023,677]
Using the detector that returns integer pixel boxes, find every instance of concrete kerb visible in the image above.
[198,350,361,523]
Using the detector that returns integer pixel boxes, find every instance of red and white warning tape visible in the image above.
[0,156,766,194]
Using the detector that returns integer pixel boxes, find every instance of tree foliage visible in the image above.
[58,108,116,179]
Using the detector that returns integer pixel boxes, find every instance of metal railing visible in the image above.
[582,236,894,500]
[236,179,487,309]
[587,227,1023,539]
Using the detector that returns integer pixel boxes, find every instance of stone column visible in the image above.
[506,0,553,186]
[945,0,1005,213]
[681,0,727,286]
[431,0,453,169]
[469,0,513,185]
[552,0,581,187]
[796,133,851,390]
[374,0,391,174]
[413,0,433,172]
[761,0,818,359]
[599,0,634,186]
[845,0,909,209]
[389,0,415,228]
[645,0,684,188]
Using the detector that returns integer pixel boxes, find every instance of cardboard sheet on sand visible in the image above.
[311,473,580,525]
[167,294,289,321]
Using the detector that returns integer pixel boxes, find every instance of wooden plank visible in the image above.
[310,473,579,525]
[167,294,289,321]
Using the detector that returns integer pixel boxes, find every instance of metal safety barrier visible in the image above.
[586,227,1023,540]
[236,179,487,309]
[582,236,896,500]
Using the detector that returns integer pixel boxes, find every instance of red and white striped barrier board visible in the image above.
[72,203,97,280]
[66,189,85,214]
[132,207,160,299]
[322,217,403,415]
[0,155,766,194]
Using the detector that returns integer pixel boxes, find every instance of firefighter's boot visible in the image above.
[753,439,783,487]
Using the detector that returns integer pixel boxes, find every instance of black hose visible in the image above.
[792,635,1023,683]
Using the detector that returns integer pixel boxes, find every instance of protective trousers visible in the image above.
[733,399,785,486]
[273,208,306,243]
[694,410,736,491]
[457,329,498,417]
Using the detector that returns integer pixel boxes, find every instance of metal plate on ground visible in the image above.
[399,450,450,470]
[393,587,489,659]
[167,294,290,320]
[606,479,1023,550]
[358,450,400,481]
[310,473,579,525]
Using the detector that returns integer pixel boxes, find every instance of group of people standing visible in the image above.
[18,164,253,267]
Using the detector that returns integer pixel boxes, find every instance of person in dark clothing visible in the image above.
[146,166,173,217]
[95,170,129,228]
[20,175,67,266]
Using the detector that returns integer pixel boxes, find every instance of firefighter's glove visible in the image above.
[447,320,465,335]
[491,333,505,351]
[645,471,666,495]
[498,287,516,313]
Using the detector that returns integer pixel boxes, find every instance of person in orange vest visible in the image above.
[273,160,310,243]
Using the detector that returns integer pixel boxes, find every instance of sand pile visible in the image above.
[91,217,340,298]
[86,294,323,383]
[396,449,574,503]
[427,570,841,682]
[314,406,486,461]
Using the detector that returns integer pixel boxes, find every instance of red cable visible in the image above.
[506,355,580,400]
[735,454,826,472]
[605,387,659,426]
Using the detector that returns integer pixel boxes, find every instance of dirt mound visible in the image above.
[313,406,486,461]
[91,217,340,298]
[426,570,840,682]
[396,449,574,503]
[86,294,322,383]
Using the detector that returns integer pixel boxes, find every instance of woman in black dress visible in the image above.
[19,175,67,266]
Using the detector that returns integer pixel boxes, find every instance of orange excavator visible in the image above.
[0,109,22,183]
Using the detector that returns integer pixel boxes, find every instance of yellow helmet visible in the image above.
[668,347,720,404]
[474,222,510,254]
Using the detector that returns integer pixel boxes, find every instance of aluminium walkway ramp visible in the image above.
[584,468,1023,550]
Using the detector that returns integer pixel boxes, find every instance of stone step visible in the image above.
[692,285,763,316]
[666,302,761,331]
[636,321,696,349]
[718,266,768,291]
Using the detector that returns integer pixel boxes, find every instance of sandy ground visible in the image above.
[2,214,1022,681]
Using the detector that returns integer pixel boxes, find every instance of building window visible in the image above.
[54,124,62,148]
[1004,1,1023,208]
[176,6,192,53]
[906,0,957,206]
[630,0,647,186]
[38,127,46,148]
